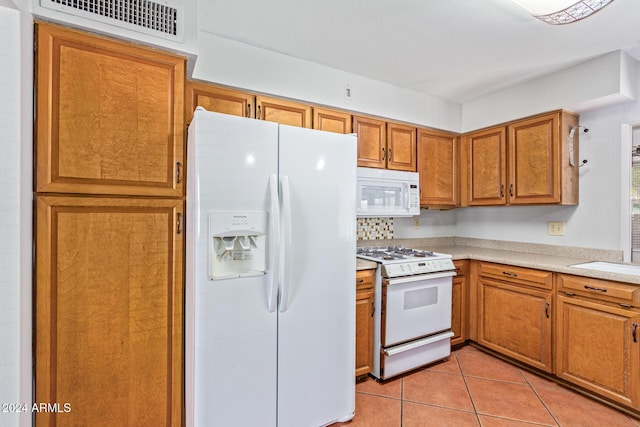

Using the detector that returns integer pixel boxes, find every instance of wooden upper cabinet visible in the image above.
[508,111,578,205]
[354,115,387,169]
[462,110,579,207]
[35,196,184,426]
[256,95,312,128]
[186,81,254,123]
[462,126,507,206]
[386,122,417,171]
[313,107,352,134]
[417,128,459,207]
[35,23,185,197]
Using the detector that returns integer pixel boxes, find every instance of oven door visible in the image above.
[382,271,454,347]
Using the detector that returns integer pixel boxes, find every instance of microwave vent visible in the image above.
[41,0,183,41]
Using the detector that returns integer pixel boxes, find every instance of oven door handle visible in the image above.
[383,331,454,356]
[385,271,455,285]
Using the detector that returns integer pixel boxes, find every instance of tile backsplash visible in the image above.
[357,217,394,240]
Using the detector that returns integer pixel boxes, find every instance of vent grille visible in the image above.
[42,0,182,40]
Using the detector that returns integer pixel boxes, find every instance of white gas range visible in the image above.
[356,246,456,380]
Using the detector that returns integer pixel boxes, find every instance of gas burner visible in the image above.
[357,246,445,264]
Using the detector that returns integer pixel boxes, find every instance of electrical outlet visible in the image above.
[414,218,420,229]
[344,85,352,99]
[548,221,565,236]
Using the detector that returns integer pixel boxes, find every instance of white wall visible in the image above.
[192,31,462,132]
[0,1,32,426]
[395,209,457,239]
[462,51,637,132]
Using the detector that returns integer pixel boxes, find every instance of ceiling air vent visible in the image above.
[41,0,184,41]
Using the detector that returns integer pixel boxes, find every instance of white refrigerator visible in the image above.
[186,108,357,426]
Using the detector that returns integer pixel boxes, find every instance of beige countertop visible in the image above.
[356,239,640,286]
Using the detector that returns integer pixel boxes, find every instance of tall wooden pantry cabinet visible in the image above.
[34,23,185,426]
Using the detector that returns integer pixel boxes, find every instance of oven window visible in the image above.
[404,287,438,310]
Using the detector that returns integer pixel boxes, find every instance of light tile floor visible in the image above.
[337,345,640,427]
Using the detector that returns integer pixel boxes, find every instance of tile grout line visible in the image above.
[400,376,404,426]
[454,350,483,426]
[519,368,562,427]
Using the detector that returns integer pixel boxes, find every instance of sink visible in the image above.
[570,261,640,276]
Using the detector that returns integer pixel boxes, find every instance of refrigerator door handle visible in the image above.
[279,175,292,313]
[267,174,280,312]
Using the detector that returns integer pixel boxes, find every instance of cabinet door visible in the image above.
[353,116,387,169]
[386,122,417,171]
[462,127,507,206]
[355,269,375,377]
[186,81,254,123]
[256,95,312,127]
[451,261,468,346]
[35,196,184,427]
[478,278,553,372]
[556,295,640,409]
[417,128,459,207]
[313,107,352,134]
[355,290,375,377]
[35,23,185,197]
[508,113,560,204]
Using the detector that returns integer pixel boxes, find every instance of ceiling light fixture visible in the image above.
[511,0,615,24]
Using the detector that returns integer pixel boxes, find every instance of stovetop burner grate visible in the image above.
[356,246,437,261]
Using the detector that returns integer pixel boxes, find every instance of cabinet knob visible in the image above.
[633,323,638,343]
[381,147,386,160]
[502,271,518,278]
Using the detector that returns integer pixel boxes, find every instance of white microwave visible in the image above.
[356,167,420,217]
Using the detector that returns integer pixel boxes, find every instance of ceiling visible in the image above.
[197,0,640,104]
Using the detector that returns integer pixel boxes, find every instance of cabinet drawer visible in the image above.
[557,274,640,306]
[478,262,552,290]
[453,260,467,277]
[356,269,375,292]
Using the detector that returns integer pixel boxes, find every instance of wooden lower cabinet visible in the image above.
[355,269,375,377]
[477,262,553,373]
[451,260,468,346]
[556,274,640,410]
[35,196,184,426]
